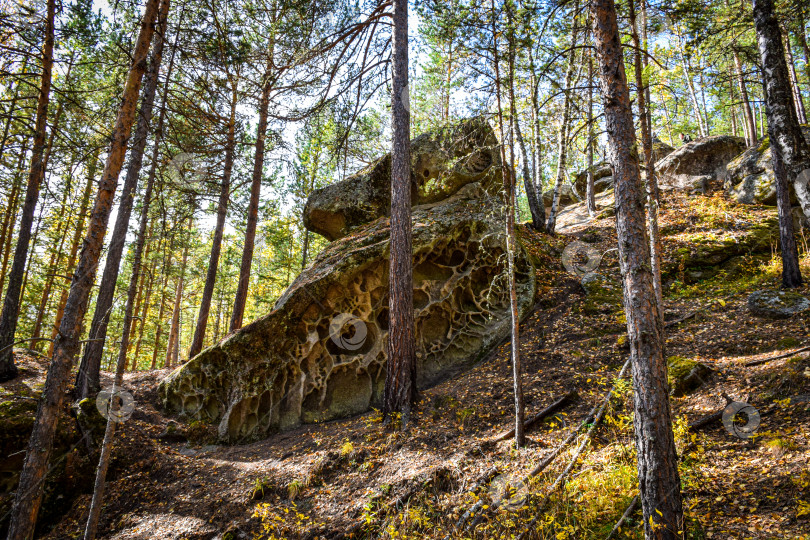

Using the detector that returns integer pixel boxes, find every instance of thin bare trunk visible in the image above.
[587,55,596,217]
[547,4,580,234]
[231,46,274,332]
[499,0,525,447]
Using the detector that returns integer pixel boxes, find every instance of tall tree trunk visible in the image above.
[630,0,664,323]
[383,0,416,425]
[82,72,162,536]
[587,55,597,216]
[166,221,190,368]
[0,0,56,382]
[591,1,684,538]
[734,54,757,146]
[782,26,808,124]
[754,0,809,285]
[546,6,580,234]
[675,25,708,138]
[5,0,162,533]
[149,246,172,370]
[48,149,99,357]
[231,49,274,332]
[0,145,30,294]
[188,82,238,358]
[528,48,546,221]
[499,0,525,447]
[509,68,543,228]
[76,0,169,398]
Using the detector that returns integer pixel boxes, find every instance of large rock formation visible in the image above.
[657,135,746,193]
[304,117,500,241]
[726,126,810,206]
[160,118,536,442]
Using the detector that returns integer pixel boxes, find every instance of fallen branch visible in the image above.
[460,358,631,536]
[605,495,639,539]
[744,346,810,367]
[687,393,734,430]
[492,391,578,442]
[514,358,632,539]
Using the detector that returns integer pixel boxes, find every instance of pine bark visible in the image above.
[754,0,808,286]
[591,1,684,538]
[0,0,56,382]
[166,223,190,368]
[383,0,416,424]
[5,0,161,534]
[76,0,169,398]
[630,0,664,322]
[82,70,162,535]
[231,49,274,332]
[48,149,99,357]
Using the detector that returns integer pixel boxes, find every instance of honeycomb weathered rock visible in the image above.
[160,119,536,442]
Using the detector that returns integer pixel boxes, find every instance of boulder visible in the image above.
[747,290,810,319]
[160,120,536,442]
[303,116,501,241]
[662,216,777,282]
[656,135,746,193]
[726,126,810,206]
[667,356,713,397]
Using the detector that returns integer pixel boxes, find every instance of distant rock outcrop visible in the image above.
[160,118,536,442]
[656,135,747,193]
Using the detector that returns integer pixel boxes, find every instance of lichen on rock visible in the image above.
[160,119,536,442]
[747,290,810,319]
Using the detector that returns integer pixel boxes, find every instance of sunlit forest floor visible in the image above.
[4,193,810,539]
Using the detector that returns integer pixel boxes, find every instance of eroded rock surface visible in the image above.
[303,117,500,241]
[160,120,536,442]
[726,126,810,206]
[657,135,746,193]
